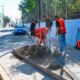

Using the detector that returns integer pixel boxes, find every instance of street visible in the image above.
[0,28,32,56]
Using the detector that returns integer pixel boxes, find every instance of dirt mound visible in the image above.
[19,45,47,57]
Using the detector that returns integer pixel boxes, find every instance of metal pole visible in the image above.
[54,0,57,15]
[41,0,43,21]
[2,5,4,18]
[38,0,41,27]
[65,0,68,19]
[54,4,57,15]
[46,0,48,17]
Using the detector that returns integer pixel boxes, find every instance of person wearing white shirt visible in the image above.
[43,15,53,53]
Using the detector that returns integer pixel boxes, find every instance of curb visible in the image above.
[0,65,11,80]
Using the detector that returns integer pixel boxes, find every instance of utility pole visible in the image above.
[0,5,5,27]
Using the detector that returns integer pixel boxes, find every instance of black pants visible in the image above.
[31,30,35,36]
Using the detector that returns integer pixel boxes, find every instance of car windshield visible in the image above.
[15,25,26,28]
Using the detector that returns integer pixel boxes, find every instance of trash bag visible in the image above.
[52,48,62,57]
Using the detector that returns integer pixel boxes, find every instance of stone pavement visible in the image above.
[58,47,80,80]
[0,53,53,80]
[52,39,80,80]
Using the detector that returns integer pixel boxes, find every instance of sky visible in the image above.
[0,0,21,21]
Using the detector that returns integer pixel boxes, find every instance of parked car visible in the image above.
[14,25,27,35]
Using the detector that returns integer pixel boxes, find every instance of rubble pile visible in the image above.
[19,45,47,57]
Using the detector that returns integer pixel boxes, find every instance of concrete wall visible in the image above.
[50,19,80,46]
[65,19,80,46]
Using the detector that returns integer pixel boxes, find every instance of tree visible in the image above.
[3,16,10,26]
[19,0,37,22]
[68,0,80,13]
[19,0,80,22]
[19,0,37,14]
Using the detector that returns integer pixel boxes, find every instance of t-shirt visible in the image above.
[45,18,53,28]
[30,22,36,36]
[30,23,36,31]
[56,21,60,27]
[56,21,61,34]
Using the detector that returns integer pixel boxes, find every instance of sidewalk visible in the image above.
[52,39,80,80]
[0,27,14,37]
[0,27,14,31]
[0,53,53,80]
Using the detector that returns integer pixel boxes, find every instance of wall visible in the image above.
[50,19,80,46]
[26,19,80,46]
[65,19,80,46]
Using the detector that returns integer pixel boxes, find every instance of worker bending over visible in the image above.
[34,27,48,45]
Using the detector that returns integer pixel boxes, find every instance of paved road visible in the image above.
[0,28,32,56]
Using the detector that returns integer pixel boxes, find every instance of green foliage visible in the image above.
[3,16,10,26]
[68,0,80,13]
[19,0,37,14]
[19,0,80,22]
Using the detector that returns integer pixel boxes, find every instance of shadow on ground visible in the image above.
[10,62,53,80]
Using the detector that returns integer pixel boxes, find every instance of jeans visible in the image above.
[58,34,66,52]
[46,29,51,50]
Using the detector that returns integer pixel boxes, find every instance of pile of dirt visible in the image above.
[19,45,48,57]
